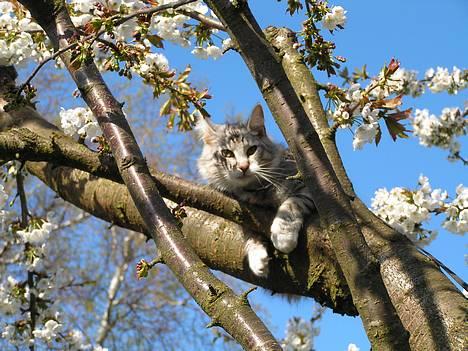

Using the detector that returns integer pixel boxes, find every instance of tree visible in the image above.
[0,0,466,350]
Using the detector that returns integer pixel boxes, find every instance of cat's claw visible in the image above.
[247,241,270,277]
[270,217,300,254]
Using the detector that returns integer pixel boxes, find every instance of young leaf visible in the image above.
[384,117,410,141]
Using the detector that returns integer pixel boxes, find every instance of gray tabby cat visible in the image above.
[197,104,315,277]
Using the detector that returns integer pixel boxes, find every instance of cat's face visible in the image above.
[197,105,280,191]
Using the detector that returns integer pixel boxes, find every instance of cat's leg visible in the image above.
[245,238,270,277]
[270,197,311,253]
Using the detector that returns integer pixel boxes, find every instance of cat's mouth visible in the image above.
[229,170,255,182]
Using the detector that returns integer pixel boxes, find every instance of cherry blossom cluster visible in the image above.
[67,0,225,61]
[425,66,467,94]
[59,106,102,142]
[321,5,347,31]
[328,60,467,151]
[0,2,51,67]
[412,107,466,162]
[327,60,411,150]
[2,1,219,130]
[0,174,106,350]
[281,317,318,351]
[371,175,467,243]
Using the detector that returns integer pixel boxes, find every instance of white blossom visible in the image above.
[382,68,425,97]
[206,45,222,59]
[281,317,317,351]
[372,176,466,242]
[361,103,379,123]
[222,38,232,51]
[70,14,93,27]
[0,277,22,315]
[345,83,362,103]
[17,221,54,246]
[348,344,360,351]
[191,47,209,60]
[1,325,16,340]
[59,107,102,141]
[352,122,379,150]
[32,320,62,342]
[425,66,467,94]
[412,107,466,159]
[322,6,347,31]
[151,15,191,47]
[68,329,92,350]
[442,185,468,235]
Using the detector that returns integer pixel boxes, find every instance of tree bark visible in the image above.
[15,0,281,348]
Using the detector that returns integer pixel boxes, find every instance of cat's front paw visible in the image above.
[246,240,270,277]
[270,217,300,254]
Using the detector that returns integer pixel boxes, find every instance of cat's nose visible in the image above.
[238,163,250,174]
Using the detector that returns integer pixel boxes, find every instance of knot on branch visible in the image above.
[120,154,146,171]
[239,286,257,307]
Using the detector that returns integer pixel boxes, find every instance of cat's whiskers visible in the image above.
[254,170,285,191]
[257,168,285,177]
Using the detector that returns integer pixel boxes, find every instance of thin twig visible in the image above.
[417,246,468,291]
[177,9,225,31]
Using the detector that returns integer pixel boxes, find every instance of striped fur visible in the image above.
[196,105,314,276]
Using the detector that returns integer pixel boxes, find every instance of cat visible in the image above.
[196,104,315,277]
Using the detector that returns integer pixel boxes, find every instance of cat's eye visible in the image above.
[221,149,234,158]
[246,145,257,156]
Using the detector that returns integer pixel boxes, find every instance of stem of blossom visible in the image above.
[16,171,37,351]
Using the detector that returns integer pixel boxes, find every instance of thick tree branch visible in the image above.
[268,27,468,351]
[205,1,410,349]
[17,1,280,349]
[25,160,355,314]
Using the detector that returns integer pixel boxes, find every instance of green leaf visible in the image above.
[159,99,172,116]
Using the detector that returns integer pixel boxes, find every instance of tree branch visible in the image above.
[96,230,135,346]
[17,0,281,348]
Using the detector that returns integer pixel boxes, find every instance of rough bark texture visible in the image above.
[267,27,467,351]
[205,1,410,349]
[16,1,281,349]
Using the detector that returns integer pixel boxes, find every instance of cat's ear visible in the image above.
[195,117,218,144]
[247,104,266,137]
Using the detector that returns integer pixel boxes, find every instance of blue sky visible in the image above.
[159,1,467,349]
[22,0,467,349]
